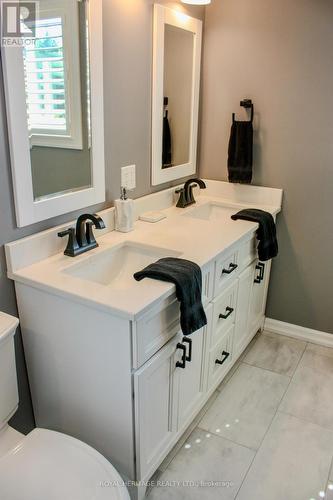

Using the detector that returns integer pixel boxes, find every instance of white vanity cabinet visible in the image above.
[134,314,209,481]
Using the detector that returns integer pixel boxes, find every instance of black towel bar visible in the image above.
[232,99,254,123]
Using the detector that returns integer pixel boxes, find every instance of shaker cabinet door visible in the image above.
[134,334,180,480]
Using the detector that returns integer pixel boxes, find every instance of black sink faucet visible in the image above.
[58,213,106,257]
[176,178,206,208]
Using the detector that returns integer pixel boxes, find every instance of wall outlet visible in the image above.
[121,165,136,191]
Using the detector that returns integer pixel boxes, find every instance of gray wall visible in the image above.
[199,0,333,333]
[0,1,204,433]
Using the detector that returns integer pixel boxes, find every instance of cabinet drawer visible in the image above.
[214,250,240,296]
[239,237,258,270]
[208,324,233,390]
[211,281,238,348]
[202,262,214,305]
[133,297,180,369]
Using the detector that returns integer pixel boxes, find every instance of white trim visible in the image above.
[264,318,333,348]
[1,0,105,227]
[151,5,202,186]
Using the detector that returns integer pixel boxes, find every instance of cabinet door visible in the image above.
[176,325,206,431]
[134,334,180,480]
[234,263,255,356]
[249,260,271,336]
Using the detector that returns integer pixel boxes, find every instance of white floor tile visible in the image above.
[199,363,289,449]
[243,331,306,376]
[148,428,255,500]
[279,347,333,430]
[236,412,333,500]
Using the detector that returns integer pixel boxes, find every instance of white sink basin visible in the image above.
[183,203,238,222]
[62,242,181,289]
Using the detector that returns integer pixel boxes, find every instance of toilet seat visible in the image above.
[0,428,130,500]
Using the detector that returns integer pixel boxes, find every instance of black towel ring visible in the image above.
[232,99,254,123]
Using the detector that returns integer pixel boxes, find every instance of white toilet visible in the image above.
[0,312,130,500]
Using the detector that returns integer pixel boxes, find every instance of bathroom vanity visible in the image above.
[6,180,282,500]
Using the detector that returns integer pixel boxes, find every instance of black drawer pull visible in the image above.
[182,337,192,362]
[219,307,234,320]
[222,263,238,275]
[254,262,265,284]
[215,350,230,365]
[176,343,187,369]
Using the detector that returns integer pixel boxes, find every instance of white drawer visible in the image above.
[211,281,238,348]
[202,262,214,305]
[133,297,181,369]
[239,237,258,270]
[214,249,240,297]
[208,324,233,390]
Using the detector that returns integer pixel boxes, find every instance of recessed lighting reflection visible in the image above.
[206,433,211,438]
[184,444,191,449]
[215,428,221,433]
[328,484,333,490]
[195,438,201,444]
[235,419,240,423]
[225,423,230,428]
[319,491,325,498]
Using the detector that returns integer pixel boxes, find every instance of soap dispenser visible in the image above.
[114,187,134,232]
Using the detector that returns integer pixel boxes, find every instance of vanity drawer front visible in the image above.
[214,250,240,296]
[208,324,233,391]
[211,281,238,348]
[133,298,181,369]
[239,237,258,270]
[202,262,214,305]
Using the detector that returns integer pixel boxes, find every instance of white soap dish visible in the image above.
[139,211,167,223]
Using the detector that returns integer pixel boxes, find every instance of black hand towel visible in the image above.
[228,121,253,184]
[162,116,172,168]
[231,209,278,261]
[134,258,207,336]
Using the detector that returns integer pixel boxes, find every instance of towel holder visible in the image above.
[232,99,254,123]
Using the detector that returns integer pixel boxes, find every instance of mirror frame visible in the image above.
[2,0,105,227]
[151,4,202,186]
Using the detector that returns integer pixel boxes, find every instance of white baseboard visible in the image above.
[264,318,333,348]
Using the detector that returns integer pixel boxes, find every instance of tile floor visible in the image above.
[148,331,333,500]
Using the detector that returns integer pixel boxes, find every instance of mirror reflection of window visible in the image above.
[163,24,194,168]
[24,17,68,142]
[22,0,92,201]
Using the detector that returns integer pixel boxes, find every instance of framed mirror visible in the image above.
[2,0,105,227]
[151,5,202,186]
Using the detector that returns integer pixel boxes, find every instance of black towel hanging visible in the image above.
[232,99,254,123]
[228,99,254,184]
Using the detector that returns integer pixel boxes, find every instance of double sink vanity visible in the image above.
[6,179,282,499]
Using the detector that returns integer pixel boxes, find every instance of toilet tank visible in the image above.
[0,313,19,430]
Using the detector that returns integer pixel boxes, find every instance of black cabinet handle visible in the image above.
[219,307,234,320]
[182,337,192,362]
[215,350,230,365]
[258,262,265,281]
[254,262,265,284]
[222,263,238,275]
[176,343,187,369]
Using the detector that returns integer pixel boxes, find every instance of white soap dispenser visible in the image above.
[114,187,134,232]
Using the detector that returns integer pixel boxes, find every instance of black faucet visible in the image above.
[58,213,106,257]
[176,178,206,208]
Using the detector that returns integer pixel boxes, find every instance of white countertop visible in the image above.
[6,188,281,321]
